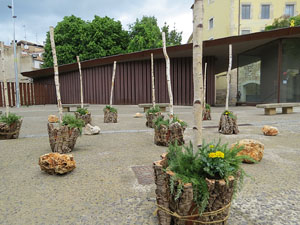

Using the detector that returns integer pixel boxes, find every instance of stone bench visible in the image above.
[138,103,170,112]
[256,103,300,115]
[62,104,90,112]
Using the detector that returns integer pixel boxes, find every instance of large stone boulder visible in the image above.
[262,125,279,136]
[83,123,100,135]
[39,153,76,175]
[48,115,59,123]
[231,139,264,163]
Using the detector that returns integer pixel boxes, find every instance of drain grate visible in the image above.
[131,165,154,185]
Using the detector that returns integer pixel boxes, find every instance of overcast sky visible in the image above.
[0,0,193,46]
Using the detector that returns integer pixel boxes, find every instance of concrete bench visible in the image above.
[62,104,89,112]
[138,103,170,112]
[256,103,300,115]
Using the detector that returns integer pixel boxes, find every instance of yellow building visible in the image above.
[203,0,300,40]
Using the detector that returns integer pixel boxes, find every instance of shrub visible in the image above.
[103,105,117,113]
[62,114,85,133]
[0,113,21,125]
[205,104,211,110]
[146,105,161,115]
[223,110,236,120]
[154,115,187,129]
[76,107,89,116]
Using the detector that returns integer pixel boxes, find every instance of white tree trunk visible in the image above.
[49,26,63,123]
[151,53,156,107]
[109,61,117,107]
[193,0,204,152]
[203,62,207,107]
[162,32,173,116]
[0,42,9,117]
[76,56,84,109]
[225,44,232,111]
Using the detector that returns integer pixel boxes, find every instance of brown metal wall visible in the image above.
[35,56,215,106]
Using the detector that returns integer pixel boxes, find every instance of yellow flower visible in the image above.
[215,151,225,158]
[209,152,216,158]
[290,19,295,27]
[225,112,229,115]
[209,145,214,148]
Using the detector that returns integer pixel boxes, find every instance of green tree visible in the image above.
[265,14,300,31]
[43,15,129,68]
[161,22,182,46]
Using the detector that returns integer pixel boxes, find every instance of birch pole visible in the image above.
[225,44,232,111]
[109,61,117,107]
[162,32,173,116]
[193,0,204,152]
[203,62,207,108]
[151,53,156,107]
[76,56,84,109]
[49,26,63,123]
[0,42,9,117]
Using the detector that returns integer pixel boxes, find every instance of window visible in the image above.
[241,30,251,35]
[209,18,214,29]
[285,4,295,17]
[208,0,215,4]
[261,4,270,19]
[242,4,251,19]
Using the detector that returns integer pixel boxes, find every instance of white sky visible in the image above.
[0,0,193,46]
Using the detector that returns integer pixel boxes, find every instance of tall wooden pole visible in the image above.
[151,53,156,107]
[203,62,208,108]
[76,56,84,108]
[49,26,63,123]
[109,61,117,107]
[225,44,232,111]
[193,0,204,152]
[162,32,173,116]
[0,42,9,117]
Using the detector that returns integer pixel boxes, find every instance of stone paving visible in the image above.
[0,105,300,225]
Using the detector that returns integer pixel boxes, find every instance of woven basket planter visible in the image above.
[154,122,185,147]
[0,119,22,140]
[104,109,117,123]
[153,154,235,225]
[146,112,162,128]
[47,123,80,154]
[218,112,239,135]
[75,112,91,125]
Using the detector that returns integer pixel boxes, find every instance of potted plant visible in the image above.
[0,113,22,140]
[48,114,84,154]
[218,110,239,134]
[146,105,162,128]
[103,105,118,123]
[75,107,91,125]
[154,115,187,146]
[203,103,211,120]
[153,141,252,225]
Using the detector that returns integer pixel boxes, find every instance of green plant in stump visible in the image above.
[171,115,187,128]
[62,114,85,134]
[103,105,117,113]
[223,110,236,120]
[76,107,89,116]
[146,105,161,115]
[167,140,255,214]
[154,115,187,129]
[0,113,21,125]
[205,104,211,111]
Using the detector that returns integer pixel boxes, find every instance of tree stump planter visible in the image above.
[146,112,162,128]
[218,112,239,134]
[47,123,80,154]
[153,154,235,225]
[104,109,117,123]
[75,112,91,125]
[154,122,185,147]
[0,119,22,140]
[203,109,211,120]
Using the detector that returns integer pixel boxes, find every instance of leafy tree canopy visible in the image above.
[265,14,300,31]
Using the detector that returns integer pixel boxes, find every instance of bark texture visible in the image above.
[75,112,91,125]
[110,61,117,107]
[76,56,84,108]
[104,109,118,123]
[0,119,22,140]
[47,123,80,153]
[218,113,239,135]
[203,109,211,121]
[146,112,162,128]
[154,123,185,146]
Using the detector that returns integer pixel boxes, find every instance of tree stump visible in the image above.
[203,109,211,120]
[0,119,22,140]
[47,123,80,154]
[104,109,117,123]
[75,112,91,125]
[154,124,169,146]
[154,123,185,147]
[146,112,162,128]
[169,122,185,146]
[218,112,239,134]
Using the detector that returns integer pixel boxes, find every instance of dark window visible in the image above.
[285,4,295,17]
[242,4,251,19]
[241,30,251,35]
[261,5,270,19]
[209,18,214,29]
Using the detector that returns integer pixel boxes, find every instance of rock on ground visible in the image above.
[39,153,76,175]
[48,115,59,123]
[262,125,279,136]
[231,139,264,163]
[83,123,100,135]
